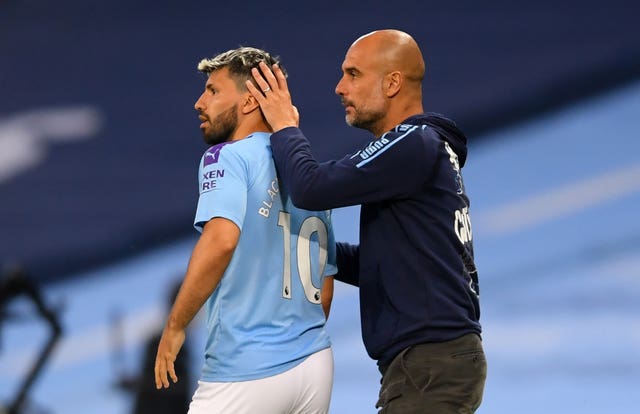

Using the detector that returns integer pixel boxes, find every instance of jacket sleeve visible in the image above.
[270,126,435,210]
[335,242,359,287]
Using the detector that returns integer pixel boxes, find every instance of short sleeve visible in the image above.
[194,143,247,232]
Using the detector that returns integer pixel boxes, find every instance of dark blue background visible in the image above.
[2,0,639,281]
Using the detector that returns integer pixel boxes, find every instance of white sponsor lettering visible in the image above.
[454,206,473,244]
[258,179,279,217]
[358,136,390,160]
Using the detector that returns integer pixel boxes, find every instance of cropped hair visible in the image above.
[197,46,287,90]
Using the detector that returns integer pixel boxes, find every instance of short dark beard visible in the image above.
[347,107,385,134]
[202,104,238,145]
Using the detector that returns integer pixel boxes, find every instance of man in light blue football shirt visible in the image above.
[154,47,336,414]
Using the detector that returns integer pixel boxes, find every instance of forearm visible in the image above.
[321,276,334,319]
[335,242,360,287]
[270,127,332,210]
[156,218,239,389]
[271,127,426,211]
[166,219,238,330]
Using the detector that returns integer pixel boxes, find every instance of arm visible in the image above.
[154,217,240,389]
[247,64,429,210]
[335,242,360,287]
[321,276,334,319]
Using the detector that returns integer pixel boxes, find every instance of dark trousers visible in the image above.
[376,333,487,414]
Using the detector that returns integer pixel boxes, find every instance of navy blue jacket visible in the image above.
[270,113,481,366]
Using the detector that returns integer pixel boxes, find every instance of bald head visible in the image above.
[335,29,426,136]
[351,29,425,83]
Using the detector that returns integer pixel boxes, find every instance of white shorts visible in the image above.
[188,347,334,414]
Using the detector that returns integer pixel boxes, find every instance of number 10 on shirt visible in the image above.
[277,211,328,303]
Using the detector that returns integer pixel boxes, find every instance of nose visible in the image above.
[335,75,345,96]
[194,93,205,111]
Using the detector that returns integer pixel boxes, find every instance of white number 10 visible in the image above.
[277,211,328,303]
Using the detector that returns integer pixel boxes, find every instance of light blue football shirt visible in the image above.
[193,132,336,382]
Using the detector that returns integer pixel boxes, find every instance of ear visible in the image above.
[241,92,260,114]
[384,71,402,98]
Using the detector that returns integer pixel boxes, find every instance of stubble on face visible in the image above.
[201,103,238,145]
[344,95,386,133]
[339,32,398,136]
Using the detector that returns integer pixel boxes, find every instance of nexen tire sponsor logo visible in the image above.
[201,169,225,193]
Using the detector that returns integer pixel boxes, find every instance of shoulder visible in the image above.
[354,123,437,162]
[381,123,441,149]
[392,123,446,156]
[200,141,236,168]
[199,135,269,170]
[395,122,441,141]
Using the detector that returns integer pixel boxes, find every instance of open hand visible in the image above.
[154,326,185,389]
[246,61,299,132]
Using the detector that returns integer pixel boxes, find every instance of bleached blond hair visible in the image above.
[197,46,287,90]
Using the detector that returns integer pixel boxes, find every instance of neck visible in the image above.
[230,119,271,141]
[373,103,423,137]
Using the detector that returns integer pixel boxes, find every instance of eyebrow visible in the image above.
[343,65,362,75]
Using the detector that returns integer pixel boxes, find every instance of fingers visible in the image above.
[168,358,178,384]
[245,77,265,102]
[155,345,179,389]
[248,62,288,97]
[155,355,178,389]
[154,327,185,390]
[258,61,279,92]
[247,68,271,106]
[272,63,288,91]
[246,62,299,131]
[154,354,168,389]
[255,68,271,92]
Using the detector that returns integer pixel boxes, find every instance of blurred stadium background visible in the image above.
[2,0,639,413]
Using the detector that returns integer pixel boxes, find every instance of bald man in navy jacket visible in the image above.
[248,29,487,414]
